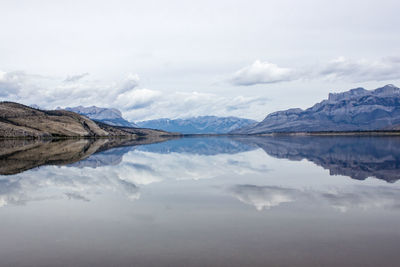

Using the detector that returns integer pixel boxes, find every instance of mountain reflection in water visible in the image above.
[1,136,400,267]
[235,136,400,183]
[1,136,400,183]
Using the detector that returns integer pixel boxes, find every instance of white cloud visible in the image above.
[230,60,296,86]
[116,88,162,110]
[319,56,400,82]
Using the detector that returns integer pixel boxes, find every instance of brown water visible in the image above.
[0,136,399,267]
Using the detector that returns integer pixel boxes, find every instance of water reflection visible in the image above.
[0,137,400,207]
[229,184,400,212]
[0,136,399,209]
[0,161,141,207]
[0,137,173,175]
[1,136,400,266]
[236,136,400,183]
[0,137,270,207]
[228,185,296,210]
[138,137,257,155]
[2,136,399,183]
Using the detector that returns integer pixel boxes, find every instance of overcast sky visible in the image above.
[1,0,400,121]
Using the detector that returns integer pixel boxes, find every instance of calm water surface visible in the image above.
[0,136,400,267]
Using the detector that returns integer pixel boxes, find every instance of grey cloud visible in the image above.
[115,88,161,111]
[0,71,26,97]
[319,57,400,82]
[64,72,89,83]
[125,100,156,110]
[230,57,400,86]
[225,96,269,111]
[119,73,140,93]
[65,192,90,202]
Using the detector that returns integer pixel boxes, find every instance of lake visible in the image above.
[0,136,400,267]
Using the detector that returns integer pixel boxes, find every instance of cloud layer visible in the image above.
[2,56,400,122]
[319,56,400,82]
[230,57,400,86]
[0,70,269,121]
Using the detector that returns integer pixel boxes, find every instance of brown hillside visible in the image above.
[0,102,176,139]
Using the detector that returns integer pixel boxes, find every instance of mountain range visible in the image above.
[233,84,400,134]
[64,106,257,134]
[137,116,257,134]
[3,84,400,137]
[64,106,138,127]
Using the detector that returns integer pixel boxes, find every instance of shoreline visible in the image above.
[2,130,400,140]
[181,130,400,137]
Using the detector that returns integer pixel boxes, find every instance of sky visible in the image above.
[1,0,400,122]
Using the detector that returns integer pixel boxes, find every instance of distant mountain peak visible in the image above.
[374,84,400,95]
[64,106,137,128]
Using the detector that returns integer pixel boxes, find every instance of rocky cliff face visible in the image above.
[137,116,257,134]
[65,106,138,127]
[232,85,400,134]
